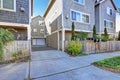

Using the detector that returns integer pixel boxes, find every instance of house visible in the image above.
[0,0,33,40]
[44,0,118,51]
[44,0,95,51]
[31,15,47,46]
[95,0,118,39]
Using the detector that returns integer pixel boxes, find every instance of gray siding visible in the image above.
[63,0,95,32]
[95,5,100,33]
[50,14,62,32]
[95,0,116,34]
[0,0,29,24]
[31,16,46,38]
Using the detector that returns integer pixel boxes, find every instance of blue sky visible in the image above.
[34,0,49,16]
[34,0,120,17]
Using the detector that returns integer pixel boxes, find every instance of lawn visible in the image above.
[93,56,120,73]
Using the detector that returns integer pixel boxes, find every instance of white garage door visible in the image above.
[32,39,45,46]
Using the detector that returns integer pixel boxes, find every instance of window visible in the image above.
[107,7,113,15]
[33,28,37,32]
[39,20,43,25]
[71,10,90,24]
[104,20,113,28]
[71,11,76,21]
[0,0,15,11]
[74,0,85,5]
[40,29,44,33]
[82,14,89,23]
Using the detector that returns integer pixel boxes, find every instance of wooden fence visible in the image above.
[3,40,31,60]
[65,40,120,54]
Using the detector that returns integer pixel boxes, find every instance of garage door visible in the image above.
[32,39,45,46]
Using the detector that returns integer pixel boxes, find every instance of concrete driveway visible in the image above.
[30,50,120,80]
[0,50,120,80]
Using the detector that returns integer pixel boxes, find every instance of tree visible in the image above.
[93,25,97,39]
[0,28,14,60]
[118,31,120,41]
[103,28,108,42]
[71,22,75,41]
[76,32,88,40]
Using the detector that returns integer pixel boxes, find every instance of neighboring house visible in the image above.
[31,15,47,46]
[44,0,118,51]
[0,0,33,40]
[95,0,118,38]
[44,0,95,51]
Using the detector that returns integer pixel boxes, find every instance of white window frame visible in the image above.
[107,7,113,15]
[73,0,85,5]
[104,19,114,29]
[0,0,16,12]
[70,9,90,24]
[33,28,37,32]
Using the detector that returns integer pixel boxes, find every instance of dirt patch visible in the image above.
[93,64,120,73]
[0,55,30,64]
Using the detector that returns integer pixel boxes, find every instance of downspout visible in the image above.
[62,0,65,52]
[99,4,102,41]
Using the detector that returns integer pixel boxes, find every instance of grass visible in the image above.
[93,56,120,72]
[25,78,33,80]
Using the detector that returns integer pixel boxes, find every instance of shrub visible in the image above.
[71,22,76,41]
[118,31,120,41]
[68,41,82,56]
[93,25,97,39]
[12,52,19,58]
[0,28,14,60]
[76,32,88,41]
[103,28,108,42]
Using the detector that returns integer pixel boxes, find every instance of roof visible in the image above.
[95,0,118,11]
[43,0,56,17]
[31,15,44,21]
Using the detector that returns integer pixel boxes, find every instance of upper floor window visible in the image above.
[82,14,89,23]
[0,0,16,11]
[104,20,113,28]
[71,10,90,24]
[40,29,44,33]
[74,0,85,5]
[33,28,37,32]
[107,7,113,15]
[39,20,43,25]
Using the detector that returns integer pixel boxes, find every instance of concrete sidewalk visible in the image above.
[0,50,120,80]
[30,50,120,80]
[0,62,27,80]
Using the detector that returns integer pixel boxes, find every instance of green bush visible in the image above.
[102,37,108,42]
[68,41,82,56]
[0,28,14,60]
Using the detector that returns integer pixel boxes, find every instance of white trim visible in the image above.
[51,29,62,35]
[0,22,29,27]
[73,0,85,5]
[70,9,90,24]
[0,0,16,12]
[62,0,65,52]
[99,5,101,37]
[29,0,31,24]
[107,7,113,16]
[65,28,92,33]
[104,19,114,29]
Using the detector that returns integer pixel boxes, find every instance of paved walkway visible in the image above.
[31,50,120,80]
[0,50,120,80]
[0,63,27,80]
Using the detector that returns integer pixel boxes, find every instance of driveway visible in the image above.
[0,50,120,80]
[30,50,120,80]
[0,62,27,80]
